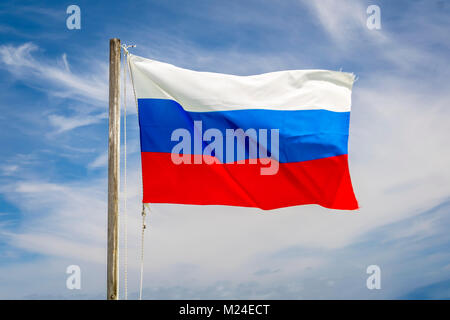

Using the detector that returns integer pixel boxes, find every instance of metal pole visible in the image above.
[107,38,120,300]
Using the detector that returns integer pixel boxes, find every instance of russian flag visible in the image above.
[129,55,358,210]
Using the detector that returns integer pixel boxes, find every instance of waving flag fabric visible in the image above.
[129,54,358,210]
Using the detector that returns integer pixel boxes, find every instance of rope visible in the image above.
[127,51,148,300]
[139,203,147,300]
[121,46,128,300]
[126,51,139,115]
[121,44,136,300]
[123,46,148,300]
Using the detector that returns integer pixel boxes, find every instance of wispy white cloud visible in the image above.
[300,0,449,73]
[1,164,18,176]
[0,180,107,264]
[0,43,108,104]
[301,0,373,44]
[88,153,108,169]
[48,112,107,134]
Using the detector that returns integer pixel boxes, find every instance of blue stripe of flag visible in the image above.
[138,98,350,164]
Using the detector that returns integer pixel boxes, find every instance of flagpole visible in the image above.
[107,38,121,300]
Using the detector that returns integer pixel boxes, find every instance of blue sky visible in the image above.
[0,0,449,299]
